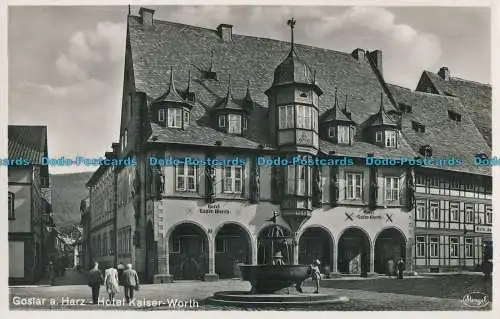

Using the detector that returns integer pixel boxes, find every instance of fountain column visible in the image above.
[292,235,299,265]
[251,238,258,265]
[369,242,375,274]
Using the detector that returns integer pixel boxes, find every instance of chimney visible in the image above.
[111,143,120,155]
[351,48,365,61]
[217,24,233,42]
[368,50,383,75]
[139,7,155,27]
[438,67,450,81]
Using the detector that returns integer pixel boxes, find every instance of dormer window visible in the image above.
[412,121,425,133]
[385,131,397,148]
[228,114,242,134]
[338,125,350,144]
[448,110,461,122]
[328,126,336,138]
[399,103,412,113]
[167,108,183,128]
[218,115,226,128]
[158,109,165,122]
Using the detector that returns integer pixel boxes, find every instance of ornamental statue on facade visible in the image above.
[154,166,165,200]
[312,167,322,207]
[330,166,339,206]
[406,167,416,211]
[368,166,378,210]
[250,164,260,204]
[205,164,216,203]
[272,166,284,201]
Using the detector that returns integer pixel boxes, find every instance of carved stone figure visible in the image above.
[369,168,378,209]
[205,165,216,203]
[312,167,322,207]
[250,165,260,203]
[330,167,339,205]
[406,168,416,210]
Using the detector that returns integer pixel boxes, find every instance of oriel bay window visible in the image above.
[345,172,363,200]
[223,166,243,194]
[176,164,197,192]
[279,105,318,131]
[279,105,294,129]
[384,177,399,201]
[286,165,309,195]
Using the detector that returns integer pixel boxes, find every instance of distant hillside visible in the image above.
[50,172,94,233]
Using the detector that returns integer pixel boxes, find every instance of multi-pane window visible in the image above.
[243,118,248,131]
[450,203,459,222]
[158,109,165,122]
[312,109,318,131]
[184,112,190,125]
[465,238,473,258]
[223,166,243,194]
[296,105,312,129]
[297,165,306,195]
[168,108,182,128]
[486,207,492,224]
[279,105,294,129]
[385,130,397,148]
[338,126,350,144]
[375,131,382,143]
[465,206,474,223]
[416,201,426,220]
[228,114,242,134]
[430,202,439,220]
[176,164,197,192]
[416,174,425,186]
[416,236,426,257]
[328,126,336,138]
[450,237,459,257]
[8,192,15,220]
[429,176,439,187]
[287,165,296,194]
[346,172,363,200]
[218,115,226,128]
[429,237,439,257]
[385,177,399,201]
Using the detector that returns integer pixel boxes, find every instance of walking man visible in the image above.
[120,264,139,303]
[87,262,104,304]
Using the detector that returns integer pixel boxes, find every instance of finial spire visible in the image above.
[245,79,252,101]
[226,74,232,98]
[287,18,296,49]
[169,66,176,91]
[334,87,339,108]
[128,4,131,16]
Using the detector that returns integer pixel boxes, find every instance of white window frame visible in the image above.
[168,108,182,128]
[223,166,243,194]
[338,125,350,144]
[385,130,397,148]
[297,165,306,195]
[312,109,318,131]
[176,164,197,192]
[8,192,15,220]
[218,115,226,128]
[375,131,383,143]
[416,236,426,257]
[384,176,399,201]
[279,105,294,129]
[228,114,242,134]
[345,172,363,200]
[328,126,336,138]
[158,109,165,122]
[465,206,474,223]
[243,117,248,131]
[450,203,459,222]
[429,236,439,258]
[486,207,492,225]
[465,238,473,258]
[416,201,426,220]
[430,202,439,220]
[450,237,459,257]
[296,105,311,129]
[287,165,295,194]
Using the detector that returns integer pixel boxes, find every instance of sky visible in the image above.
[8,5,491,174]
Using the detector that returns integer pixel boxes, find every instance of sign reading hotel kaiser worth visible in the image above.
[200,203,230,215]
[474,225,492,233]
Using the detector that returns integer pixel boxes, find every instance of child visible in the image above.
[310,259,321,293]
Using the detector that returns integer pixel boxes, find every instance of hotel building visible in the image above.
[86,8,492,281]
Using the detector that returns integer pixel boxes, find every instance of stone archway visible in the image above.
[374,228,407,274]
[338,228,371,275]
[299,227,334,274]
[214,223,252,279]
[169,223,208,280]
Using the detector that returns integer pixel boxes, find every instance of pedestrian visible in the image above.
[386,258,395,278]
[310,259,321,293]
[120,264,139,303]
[104,266,120,301]
[483,259,493,279]
[47,261,56,286]
[117,263,125,286]
[87,262,104,304]
[397,258,405,279]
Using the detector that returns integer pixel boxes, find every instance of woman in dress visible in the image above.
[104,266,120,301]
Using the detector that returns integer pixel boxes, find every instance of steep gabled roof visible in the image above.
[389,83,491,176]
[128,15,403,154]
[8,125,48,165]
[417,70,491,146]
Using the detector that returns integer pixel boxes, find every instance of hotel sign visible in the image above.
[199,203,230,215]
[474,225,492,234]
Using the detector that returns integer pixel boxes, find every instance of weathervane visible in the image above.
[287,18,296,48]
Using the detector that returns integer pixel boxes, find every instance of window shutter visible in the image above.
[241,166,246,196]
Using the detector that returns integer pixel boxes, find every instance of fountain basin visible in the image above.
[239,264,310,294]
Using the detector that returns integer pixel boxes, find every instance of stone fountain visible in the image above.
[206,212,349,308]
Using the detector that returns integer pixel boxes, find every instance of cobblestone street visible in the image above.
[9,273,492,311]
